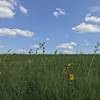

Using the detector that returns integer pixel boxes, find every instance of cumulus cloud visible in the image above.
[85,14,100,23]
[37,50,43,54]
[0,0,16,18]
[56,42,77,49]
[63,50,74,54]
[16,49,27,53]
[32,44,40,49]
[72,13,100,33]
[72,22,100,33]
[53,8,66,17]
[0,0,28,18]
[19,5,28,14]
[89,6,100,12]
[0,28,34,37]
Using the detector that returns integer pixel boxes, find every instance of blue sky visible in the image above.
[0,0,100,54]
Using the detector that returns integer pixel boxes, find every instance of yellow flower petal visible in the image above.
[68,74,75,81]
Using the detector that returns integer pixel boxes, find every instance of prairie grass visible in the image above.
[0,54,99,100]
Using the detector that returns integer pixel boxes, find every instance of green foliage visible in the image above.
[0,54,100,100]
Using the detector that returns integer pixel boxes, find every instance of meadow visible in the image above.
[0,54,100,100]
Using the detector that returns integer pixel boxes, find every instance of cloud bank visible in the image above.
[0,28,34,37]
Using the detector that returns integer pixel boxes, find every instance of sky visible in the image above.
[0,0,100,54]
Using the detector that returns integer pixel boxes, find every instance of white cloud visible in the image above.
[19,5,28,14]
[7,0,17,5]
[0,0,14,9]
[85,14,100,23]
[56,42,77,49]
[16,49,27,53]
[0,7,15,18]
[89,6,100,12]
[0,28,34,37]
[32,44,40,49]
[37,50,43,54]
[72,22,100,33]
[0,0,28,18]
[13,29,34,37]
[17,49,24,52]
[63,50,74,54]
[53,8,66,17]
[0,0,16,18]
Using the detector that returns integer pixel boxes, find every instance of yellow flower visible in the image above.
[68,74,75,81]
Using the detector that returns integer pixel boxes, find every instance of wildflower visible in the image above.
[64,63,75,80]
[68,74,75,81]
[64,63,73,74]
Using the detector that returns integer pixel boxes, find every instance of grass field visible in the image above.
[0,54,100,100]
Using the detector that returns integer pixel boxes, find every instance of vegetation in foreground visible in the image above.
[0,54,100,100]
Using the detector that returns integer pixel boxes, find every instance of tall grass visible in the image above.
[0,54,99,100]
